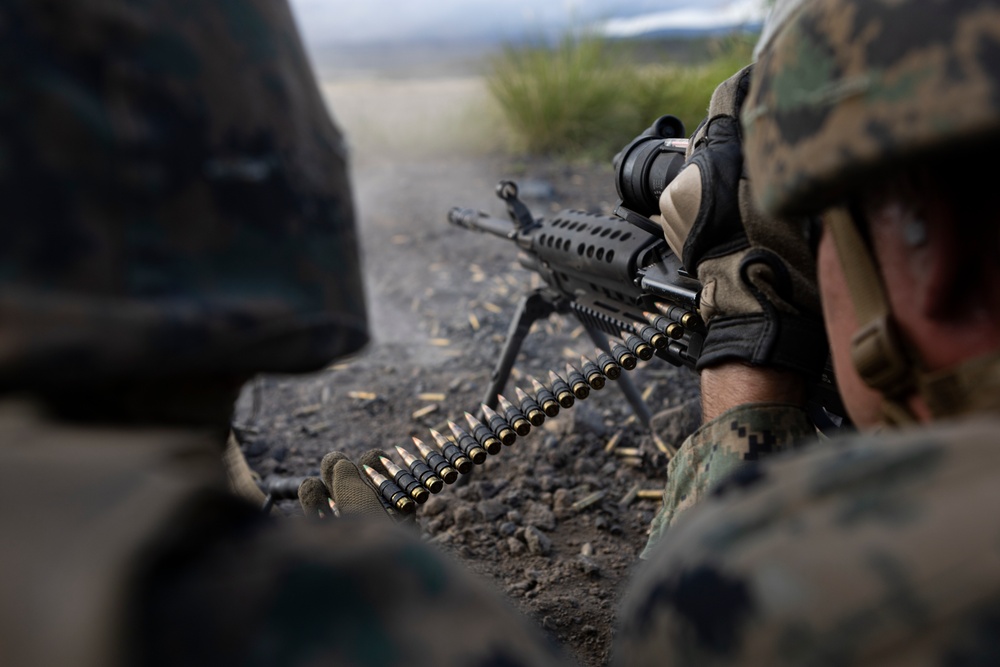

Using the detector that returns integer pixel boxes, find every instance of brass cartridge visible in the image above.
[429,428,473,474]
[363,464,416,515]
[529,377,560,417]
[621,331,654,361]
[395,445,444,493]
[636,324,669,350]
[412,436,459,484]
[481,403,517,446]
[379,455,430,504]
[547,370,575,408]
[447,420,488,464]
[497,394,532,436]
[564,363,590,399]
[610,341,638,371]
[643,311,684,340]
[464,412,502,454]
[514,386,546,426]
[579,356,606,390]
[594,349,622,380]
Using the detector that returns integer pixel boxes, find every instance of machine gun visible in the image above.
[448,121,845,433]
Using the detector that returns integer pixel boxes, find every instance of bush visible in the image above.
[486,33,756,158]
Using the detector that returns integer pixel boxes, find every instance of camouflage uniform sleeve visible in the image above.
[134,515,575,667]
[614,416,1000,667]
[641,403,816,559]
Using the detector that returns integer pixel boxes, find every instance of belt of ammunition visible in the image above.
[580,356,606,390]
[498,395,532,436]
[594,350,622,379]
[515,386,547,426]
[548,371,575,408]
[448,421,488,464]
[565,364,590,399]
[465,412,502,454]
[610,342,638,371]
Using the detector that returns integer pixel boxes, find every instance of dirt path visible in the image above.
[233,77,701,666]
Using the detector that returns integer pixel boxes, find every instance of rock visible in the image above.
[577,555,601,577]
[552,488,573,512]
[477,499,507,522]
[525,526,552,556]
[523,501,557,531]
[498,521,517,537]
[453,504,476,527]
[507,537,526,555]
[421,495,449,517]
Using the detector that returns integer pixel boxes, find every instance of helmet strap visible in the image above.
[824,207,919,425]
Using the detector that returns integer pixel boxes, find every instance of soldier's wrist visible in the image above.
[700,362,806,423]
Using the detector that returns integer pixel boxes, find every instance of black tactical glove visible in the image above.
[298,449,400,523]
[658,64,827,374]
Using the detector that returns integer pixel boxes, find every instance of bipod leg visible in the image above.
[585,326,652,430]
[457,290,557,488]
[479,289,558,412]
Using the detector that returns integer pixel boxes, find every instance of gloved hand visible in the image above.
[298,449,401,523]
[658,64,827,374]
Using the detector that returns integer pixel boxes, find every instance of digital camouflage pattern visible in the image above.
[135,507,575,667]
[743,0,1000,217]
[641,403,817,559]
[615,413,1000,667]
[0,0,368,393]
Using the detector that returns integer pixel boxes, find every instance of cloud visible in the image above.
[600,0,767,36]
[286,0,742,46]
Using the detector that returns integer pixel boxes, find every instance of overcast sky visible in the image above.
[288,0,769,47]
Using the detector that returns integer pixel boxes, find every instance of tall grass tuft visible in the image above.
[486,33,756,158]
[486,33,637,158]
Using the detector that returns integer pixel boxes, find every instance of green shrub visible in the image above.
[486,32,755,158]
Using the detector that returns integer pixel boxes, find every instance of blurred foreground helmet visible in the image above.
[0,0,368,393]
[744,0,1000,217]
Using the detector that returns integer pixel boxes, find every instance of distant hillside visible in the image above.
[309,30,761,81]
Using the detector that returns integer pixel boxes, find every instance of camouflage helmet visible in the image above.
[743,0,1000,218]
[0,0,368,393]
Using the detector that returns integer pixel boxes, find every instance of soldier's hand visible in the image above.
[298,449,404,523]
[657,64,827,375]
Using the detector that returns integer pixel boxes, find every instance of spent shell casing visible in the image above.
[363,464,416,515]
[430,428,473,474]
[529,377,560,417]
[379,456,429,504]
[548,370,575,408]
[580,356,606,390]
[594,349,622,379]
[447,421,488,464]
[464,412,502,454]
[644,312,684,340]
[412,437,459,484]
[621,331,654,361]
[610,341,638,371]
[497,394,532,436]
[515,386,547,426]
[395,445,444,493]
[481,404,517,446]
[636,324,669,350]
[564,363,590,400]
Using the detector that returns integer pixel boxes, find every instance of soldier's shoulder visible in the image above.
[614,415,1000,667]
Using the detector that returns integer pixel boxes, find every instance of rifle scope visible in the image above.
[613,114,688,218]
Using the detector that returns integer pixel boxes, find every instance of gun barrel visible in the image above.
[448,207,525,243]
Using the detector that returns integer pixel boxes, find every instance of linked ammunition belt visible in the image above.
[336,305,693,516]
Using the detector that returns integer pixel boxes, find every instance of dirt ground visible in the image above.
[231,78,701,667]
